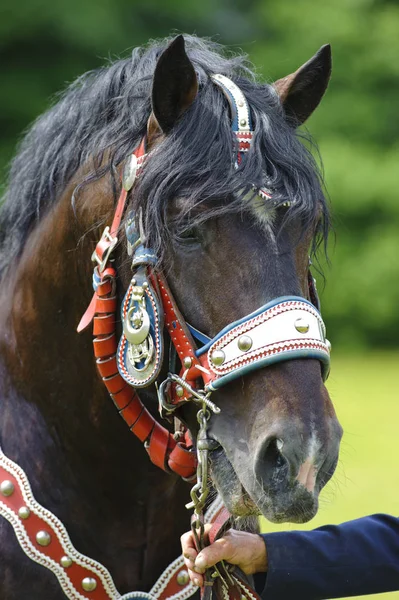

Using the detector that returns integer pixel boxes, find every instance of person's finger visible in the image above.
[181,531,198,557]
[183,555,195,571]
[195,537,235,570]
[188,568,203,587]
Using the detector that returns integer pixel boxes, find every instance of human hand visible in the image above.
[181,526,268,587]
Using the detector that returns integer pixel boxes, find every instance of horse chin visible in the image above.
[209,448,261,517]
[210,447,319,524]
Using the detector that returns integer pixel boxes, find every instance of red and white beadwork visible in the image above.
[204,300,330,389]
[0,448,119,600]
[0,448,199,600]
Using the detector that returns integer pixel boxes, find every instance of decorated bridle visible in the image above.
[0,74,331,600]
[79,72,330,477]
[78,72,331,594]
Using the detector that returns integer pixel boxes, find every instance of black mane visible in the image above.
[0,35,329,275]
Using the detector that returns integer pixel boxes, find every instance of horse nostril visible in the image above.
[255,436,289,488]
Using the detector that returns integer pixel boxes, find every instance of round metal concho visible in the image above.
[176,569,190,586]
[239,118,247,127]
[0,480,15,497]
[36,530,51,547]
[211,349,226,366]
[237,335,252,352]
[18,506,31,520]
[82,577,97,592]
[122,153,138,191]
[183,356,192,369]
[60,555,73,568]
[294,318,310,334]
[175,385,184,398]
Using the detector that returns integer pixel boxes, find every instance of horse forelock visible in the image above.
[0,34,330,278]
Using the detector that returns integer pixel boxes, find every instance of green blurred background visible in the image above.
[1,0,398,598]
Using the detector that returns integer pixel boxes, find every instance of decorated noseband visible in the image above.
[79,74,331,478]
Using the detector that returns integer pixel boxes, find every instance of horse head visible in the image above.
[111,35,342,524]
[0,34,344,598]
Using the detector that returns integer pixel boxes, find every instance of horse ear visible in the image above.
[273,44,332,126]
[150,35,198,136]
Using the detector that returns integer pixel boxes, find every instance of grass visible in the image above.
[260,351,399,599]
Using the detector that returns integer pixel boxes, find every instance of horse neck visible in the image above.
[0,175,190,592]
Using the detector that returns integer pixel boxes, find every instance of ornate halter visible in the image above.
[78,73,331,481]
[76,74,330,599]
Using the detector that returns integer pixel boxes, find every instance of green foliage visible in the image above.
[1,0,398,347]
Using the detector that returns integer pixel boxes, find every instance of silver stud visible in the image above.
[0,480,15,497]
[237,100,244,107]
[211,349,226,366]
[294,318,310,334]
[237,335,252,352]
[60,555,73,568]
[18,506,31,520]
[36,530,51,547]
[175,385,184,398]
[177,569,190,586]
[82,577,97,592]
[142,281,149,290]
[239,118,247,127]
[326,339,331,352]
[183,356,192,369]
[122,154,138,191]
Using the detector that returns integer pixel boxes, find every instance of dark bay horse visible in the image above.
[0,35,342,598]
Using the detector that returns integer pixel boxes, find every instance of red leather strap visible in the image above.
[157,274,199,368]
[156,273,212,405]
[0,454,121,600]
[111,385,135,410]
[77,139,146,333]
[93,314,116,336]
[168,443,197,479]
[103,373,125,396]
[77,138,197,479]
[129,406,154,439]
[110,138,145,237]
[208,506,231,545]
[96,356,118,378]
[146,423,170,470]
[82,261,196,478]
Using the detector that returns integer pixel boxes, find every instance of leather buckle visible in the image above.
[91,226,118,273]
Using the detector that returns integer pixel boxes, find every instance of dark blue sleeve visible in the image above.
[258,514,399,599]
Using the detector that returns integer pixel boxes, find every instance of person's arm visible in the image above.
[181,514,399,599]
[262,513,399,599]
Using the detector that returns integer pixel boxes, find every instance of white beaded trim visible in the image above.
[148,496,223,600]
[150,555,196,600]
[207,301,328,376]
[0,448,120,599]
[0,448,201,600]
[0,499,90,600]
[211,74,251,132]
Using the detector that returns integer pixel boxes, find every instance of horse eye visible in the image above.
[177,226,200,245]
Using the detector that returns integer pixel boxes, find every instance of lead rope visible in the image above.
[186,407,241,600]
